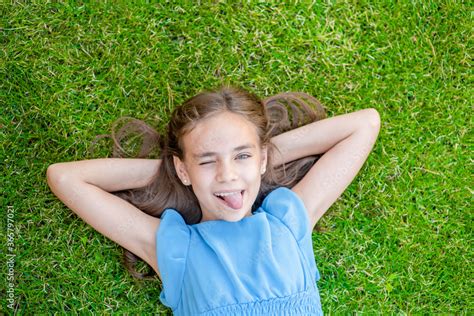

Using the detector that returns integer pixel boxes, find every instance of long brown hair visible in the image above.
[90,85,326,279]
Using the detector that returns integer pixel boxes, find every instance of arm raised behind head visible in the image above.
[46,158,162,278]
[270,108,381,229]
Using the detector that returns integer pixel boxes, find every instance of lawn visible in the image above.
[1,1,471,314]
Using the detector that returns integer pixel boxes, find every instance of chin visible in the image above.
[225,208,251,222]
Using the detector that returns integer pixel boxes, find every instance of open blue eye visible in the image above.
[237,154,251,160]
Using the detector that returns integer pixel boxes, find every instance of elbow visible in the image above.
[47,163,60,180]
[46,163,67,190]
[46,164,59,190]
[364,108,381,131]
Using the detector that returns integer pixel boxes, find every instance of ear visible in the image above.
[260,145,268,175]
[173,156,191,185]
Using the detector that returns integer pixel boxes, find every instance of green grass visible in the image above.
[1,1,471,314]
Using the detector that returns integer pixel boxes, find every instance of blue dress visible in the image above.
[156,187,323,315]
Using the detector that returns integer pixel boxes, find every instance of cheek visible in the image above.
[192,168,214,184]
[243,164,261,180]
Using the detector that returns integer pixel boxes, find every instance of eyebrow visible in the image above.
[192,144,256,159]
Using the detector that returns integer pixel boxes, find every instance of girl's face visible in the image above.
[173,111,267,223]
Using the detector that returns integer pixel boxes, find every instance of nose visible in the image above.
[215,160,238,183]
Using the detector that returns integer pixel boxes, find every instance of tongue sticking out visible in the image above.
[221,191,243,210]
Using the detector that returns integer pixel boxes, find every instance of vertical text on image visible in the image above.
[6,205,16,310]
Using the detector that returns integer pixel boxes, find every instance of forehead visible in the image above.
[182,112,260,159]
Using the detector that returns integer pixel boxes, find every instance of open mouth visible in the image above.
[214,190,244,210]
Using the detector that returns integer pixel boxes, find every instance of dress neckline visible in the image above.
[190,208,264,227]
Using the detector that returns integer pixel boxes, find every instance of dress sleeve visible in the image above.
[261,187,321,282]
[156,209,191,310]
[261,187,310,242]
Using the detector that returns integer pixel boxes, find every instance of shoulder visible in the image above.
[259,187,310,241]
[156,209,191,309]
[156,209,191,252]
[260,187,305,211]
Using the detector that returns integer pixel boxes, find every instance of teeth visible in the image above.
[214,191,241,197]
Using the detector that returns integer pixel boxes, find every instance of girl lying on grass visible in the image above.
[47,86,380,315]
